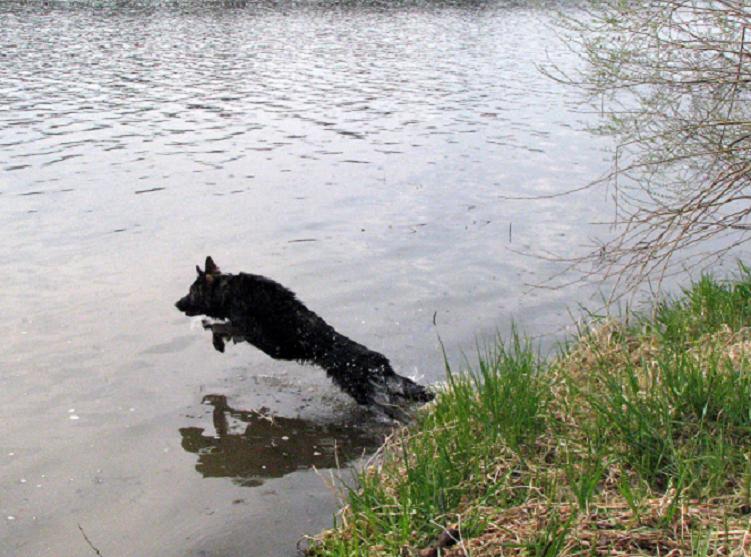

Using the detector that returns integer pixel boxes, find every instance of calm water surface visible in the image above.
[2,1,612,555]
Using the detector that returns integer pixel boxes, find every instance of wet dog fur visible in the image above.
[175,257,433,418]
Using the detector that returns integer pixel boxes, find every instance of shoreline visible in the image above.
[306,267,751,556]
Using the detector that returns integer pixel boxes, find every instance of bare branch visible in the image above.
[541,0,751,299]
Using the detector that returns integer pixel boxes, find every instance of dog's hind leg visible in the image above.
[322,355,433,422]
[383,374,434,403]
[366,374,434,421]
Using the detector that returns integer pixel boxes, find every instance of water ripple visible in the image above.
[1,0,569,189]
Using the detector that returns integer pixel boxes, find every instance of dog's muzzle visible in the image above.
[175,297,197,315]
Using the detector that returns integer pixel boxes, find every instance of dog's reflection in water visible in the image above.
[179,395,381,487]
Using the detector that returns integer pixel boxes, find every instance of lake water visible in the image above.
[1,1,616,555]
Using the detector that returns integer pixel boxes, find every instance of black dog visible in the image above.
[175,257,433,418]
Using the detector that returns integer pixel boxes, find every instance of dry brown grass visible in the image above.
[441,496,751,557]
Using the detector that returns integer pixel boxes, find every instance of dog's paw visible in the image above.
[212,333,226,353]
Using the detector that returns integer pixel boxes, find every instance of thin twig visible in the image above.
[78,523,103,557]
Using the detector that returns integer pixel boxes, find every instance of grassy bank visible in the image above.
[307,268,751,556]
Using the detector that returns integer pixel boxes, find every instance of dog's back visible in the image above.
[222,272,341,362]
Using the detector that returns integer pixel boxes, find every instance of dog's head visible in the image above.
[175,256,223,317]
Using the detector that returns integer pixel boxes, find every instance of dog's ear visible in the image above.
[205,256,220,275]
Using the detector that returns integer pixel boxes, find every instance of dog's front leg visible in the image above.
[202,320,243,353]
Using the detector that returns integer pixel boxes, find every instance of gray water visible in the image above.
[1,1,612,555]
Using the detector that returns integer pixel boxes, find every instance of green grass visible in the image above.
[311,332,550,554]
[308,266,751,556]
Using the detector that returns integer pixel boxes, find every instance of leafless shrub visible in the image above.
[547,0,751,298]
